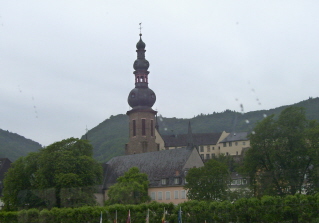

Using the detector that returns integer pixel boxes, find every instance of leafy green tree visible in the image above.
[107,167,150,205]
[2,138,102,210]
[184,159,230,201]
[242,107,319,196]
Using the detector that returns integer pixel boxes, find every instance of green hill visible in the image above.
[1,97,318,163]
[83,97,319,162]
[0,129,42,161]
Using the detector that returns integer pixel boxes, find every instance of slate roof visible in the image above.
[220,132,248,143]
[162,132,222,147]
[103,147,195,189]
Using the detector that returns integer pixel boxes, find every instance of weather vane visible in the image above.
[139,22,142,35]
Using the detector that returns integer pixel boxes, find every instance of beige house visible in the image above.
[218,132,250,156]
[102,147,204,204]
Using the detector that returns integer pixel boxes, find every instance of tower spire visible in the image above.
[127,27,156,110]
[125,26,159,155]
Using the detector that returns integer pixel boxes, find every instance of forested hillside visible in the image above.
[83,97,319,162]
[0,129,42,161]
[1,97,318,163]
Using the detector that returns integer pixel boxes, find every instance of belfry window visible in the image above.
[133,120,136,137]
[142,119,146,136]
[151,120,154,136]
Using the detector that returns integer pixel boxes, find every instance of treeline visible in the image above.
[1,194,319,223]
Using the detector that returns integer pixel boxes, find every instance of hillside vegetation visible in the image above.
[1,97,318,163]
[0,129,42,161]
[83,97,319,162]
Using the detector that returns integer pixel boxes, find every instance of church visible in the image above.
[100,32,204,205]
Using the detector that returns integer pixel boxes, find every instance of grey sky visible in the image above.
[1,1,318,146]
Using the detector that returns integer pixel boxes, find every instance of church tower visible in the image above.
[125,32,159,155]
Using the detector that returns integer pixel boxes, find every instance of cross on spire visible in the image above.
[139,22,142,35]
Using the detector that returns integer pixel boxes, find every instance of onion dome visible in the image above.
[136,34,146,49]
[128,87,156,108]
[133,59,149,70]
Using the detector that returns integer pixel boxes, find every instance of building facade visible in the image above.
[103,147,204,205]
[218,132,250,156]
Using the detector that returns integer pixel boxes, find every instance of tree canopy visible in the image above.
[184,159,230,201]
[242,107,319,196]
[107,167,150,205]
[2,138,102,210]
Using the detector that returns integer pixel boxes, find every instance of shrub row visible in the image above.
[1,194,319,223]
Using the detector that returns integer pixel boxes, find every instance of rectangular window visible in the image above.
[235,142,238,146]
[150,192,156,200]
[207,145,210,152]
[200,154,204,160]
[200,146,204,152]
[231,180,237,185]
[243,179,247,184]
[174,177,180,185]
[133,120,136,136]
[181,190,186,199]
[223,142,227,147]
[150,120,154,136]
[206,154,210,159]
[212,147,215,150]
[243,141,246,145]
[212,153,215,157]
[142,119,146,136]
[174,190,179,199]
[229,142,232,147]
[166,191,170,200]
[158,192,162,200]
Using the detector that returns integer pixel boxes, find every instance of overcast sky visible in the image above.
[1,1,318,146]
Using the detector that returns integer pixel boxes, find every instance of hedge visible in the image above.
[1,194,319,222]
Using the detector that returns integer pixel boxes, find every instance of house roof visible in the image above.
[103,147,198,189]
[162,132,222,147]
[220,132,248,143]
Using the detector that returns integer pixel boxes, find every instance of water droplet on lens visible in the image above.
[164,128,167,131]
[263,114,267,118]
[245,120,250,124]
[252,131,255,134]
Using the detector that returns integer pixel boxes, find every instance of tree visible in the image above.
[107,167,150,204]
[2,138,102,210]
[242,107,319,196]
[184,159,230,201]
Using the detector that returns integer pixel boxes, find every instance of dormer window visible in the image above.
[161,178,168,185]
[174,177,181,185]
